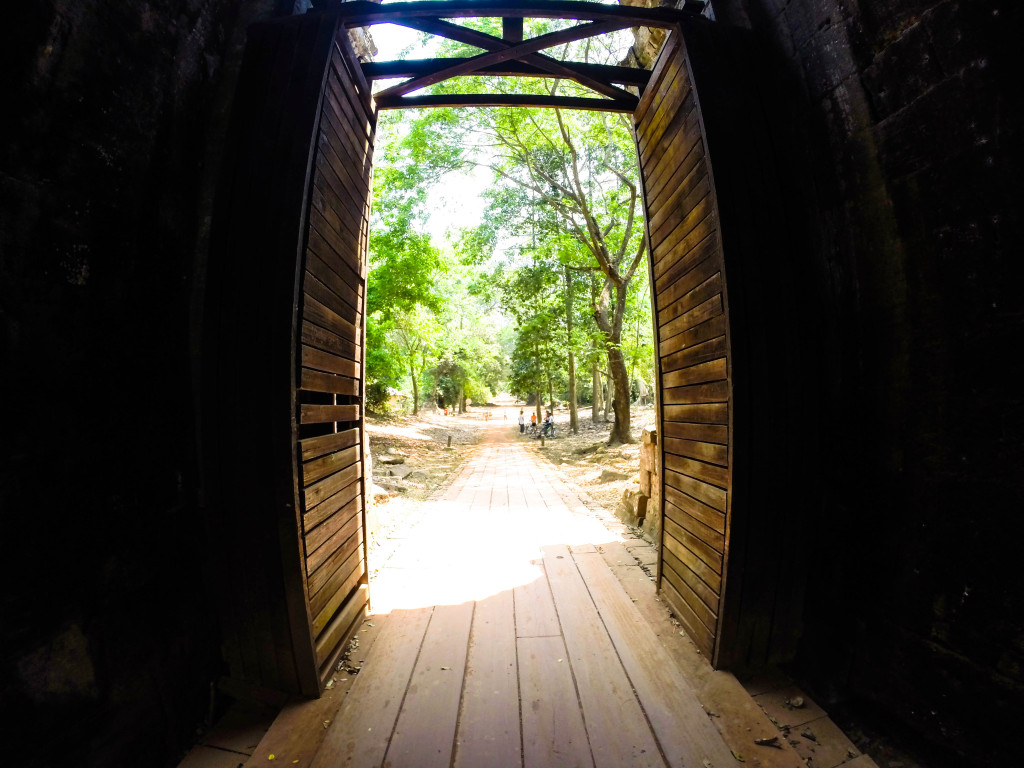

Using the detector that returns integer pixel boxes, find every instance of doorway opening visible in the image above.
[206,0,811,700]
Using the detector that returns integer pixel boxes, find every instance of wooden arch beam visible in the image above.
[375,18,636,101]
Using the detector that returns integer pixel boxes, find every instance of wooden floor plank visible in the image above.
[572,551,736,768]
[542,544,667,768]
[518,635,594,768]
[311,607,432,768]
[454,590,522,768]
[243,617,386,767]
[385,602,475,768]
[515,565,561,638]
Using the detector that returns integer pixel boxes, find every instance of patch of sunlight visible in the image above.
[367,444,623,613]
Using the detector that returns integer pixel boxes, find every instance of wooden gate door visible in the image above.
[636,18,814,670]
[206,10,374,696]
[635,29,733,666]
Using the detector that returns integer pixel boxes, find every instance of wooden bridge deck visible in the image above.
[182,422,860,768]
[306,436,734,768]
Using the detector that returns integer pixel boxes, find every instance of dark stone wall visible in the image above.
[0,1,273,765]
[709,0,1023,762]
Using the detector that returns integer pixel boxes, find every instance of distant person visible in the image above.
[518,409,525,434]
[530,411,537,432]
[542,410,554,437]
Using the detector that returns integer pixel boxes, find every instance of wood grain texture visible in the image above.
[312,607,432,768]
[572,552,735,768]
[454,591,522,768]
[518,635,593,768]
[636,33,730,667]
[386,602,475,768]
[542,544,665,768]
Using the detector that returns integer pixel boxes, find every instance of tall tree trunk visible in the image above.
[592,361,601,422]
[535,393,543,423]
[607,345,632,443]
[565,267,578,434]
[410,361,419,415]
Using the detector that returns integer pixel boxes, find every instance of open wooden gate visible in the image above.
[636,19,815,669]
[205,11,374,696]
[634,31,733,665]
[204,0,813,697]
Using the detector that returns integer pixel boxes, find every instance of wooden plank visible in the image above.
[300,367,359,396]
[376,93,637,113]
[663,453,729,489]
[653,212,718,287]
[659,293,723,342]
[661,548,720,634]
[663,483,729,536]
[302,444,359,486]
[660,334,725,374]
[663,435,728,466]
[303,296,359,346]
[662,546,720,610]
[315,582,368,671]
[664,498,726,550]
[657,312,726,360]
[664,517,722,573]
[658,276,722,338]
[300,427,360,462]
[661,401,728,424]
[633,29,680,123]
[651,190,715,262]
[385,602,475,768]
[308,215,363,294]
[662,420,729,445]
[663,529,722,594]
[542,544,664,768]
[311,607,432,768]
[644,107,702,206]
[299,400,360,423]
[454,591,522,768]
[304,460,361,509]
[311,546,364,635]
[643,89,699,197]
[303,476,360,530]
[305,498,360,569]
[518,635,593,768]
[573,552,736,768]
[661,380,729,406]
[307,522,362,600]
[514,566,561,637]
[643,95,700,196]
[304,265,359,323]
[661,358,727,391]
[660,573,715,655]
[637,54,688,154]
[652,243,718,318]
[664,467,727,512]
[654,226,718,295]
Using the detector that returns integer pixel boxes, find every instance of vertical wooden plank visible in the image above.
[311,607,432,768]
[454,591,522,768]
[572,552,735,767]
[542,544,666,768]
[385,602,475,768]
[518,635,593,768]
